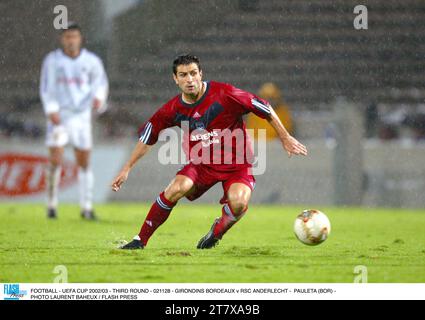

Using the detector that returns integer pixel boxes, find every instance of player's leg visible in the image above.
[46,147,64,218]
[198,182,252,249]
[138,175,195,243]
[45,121,68,218]
[70,118,96,219]
[121,175,195,249]
[74,148,95,220]
[215,182,251,235]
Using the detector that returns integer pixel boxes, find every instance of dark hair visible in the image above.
[173,54,201,75]
[60,22,82,34]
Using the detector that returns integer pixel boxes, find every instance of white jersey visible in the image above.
[40,48,109,122]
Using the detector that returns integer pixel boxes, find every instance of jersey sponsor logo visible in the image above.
[57,77,85,85]
[0,153,78,197]
[190,130,219,142]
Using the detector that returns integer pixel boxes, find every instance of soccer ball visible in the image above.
[294,209,331,246]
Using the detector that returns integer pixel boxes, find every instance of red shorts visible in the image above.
[177,163,256,204]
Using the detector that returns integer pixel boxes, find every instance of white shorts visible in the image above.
[46,117,92,150]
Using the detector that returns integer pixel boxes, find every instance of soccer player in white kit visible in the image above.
[40,23,109,219]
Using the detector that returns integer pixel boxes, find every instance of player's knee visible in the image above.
[50,157,62,167]
[228,194,249,215]
[76,157,90,170]
[78,163,89,170]
[229,201,248,215]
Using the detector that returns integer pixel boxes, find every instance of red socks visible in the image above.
[138,194,247,246]
[213,204,247,239]
[138,192,176,246]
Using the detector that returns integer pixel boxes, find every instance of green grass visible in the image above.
[0,203,424,283]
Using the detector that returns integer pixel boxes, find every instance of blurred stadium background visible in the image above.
[1,0,425,208]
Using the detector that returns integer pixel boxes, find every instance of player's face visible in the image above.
[61,29,82,54]
[173,63,203,96]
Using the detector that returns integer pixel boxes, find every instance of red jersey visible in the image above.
[139,81,271,172]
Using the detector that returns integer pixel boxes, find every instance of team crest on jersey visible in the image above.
[194,121,206,130]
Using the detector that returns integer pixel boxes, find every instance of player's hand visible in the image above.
[52,125,66,143]
[111,169,129,192]
[92,98,102,111]
[49,113,61,126]
[282,135,308,157]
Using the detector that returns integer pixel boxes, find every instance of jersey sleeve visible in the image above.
[40,53,60,115]
[225,84,272,119]
[138,104,176,145]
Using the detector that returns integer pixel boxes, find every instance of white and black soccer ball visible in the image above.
[294,209,331,246]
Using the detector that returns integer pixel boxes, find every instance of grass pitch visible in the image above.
[0,203,424,283]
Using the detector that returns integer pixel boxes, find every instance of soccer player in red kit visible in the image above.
[111,54,307,249]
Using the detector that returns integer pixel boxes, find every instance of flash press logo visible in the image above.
[3,284,28,300]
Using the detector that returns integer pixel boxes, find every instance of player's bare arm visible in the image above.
[111,141,152,192]
[267,106,308,157]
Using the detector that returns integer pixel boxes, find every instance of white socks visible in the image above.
[47,165,94,211]
[47,165,61,209]
[78,167,94,211]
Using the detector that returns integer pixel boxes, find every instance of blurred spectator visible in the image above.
[378,124,399,140]
[376,104,407,141]
[0,113,42,139]
[365,102,378,138]
[373,103,425,141]
[246,82,294,140]
[404,113,425,141]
